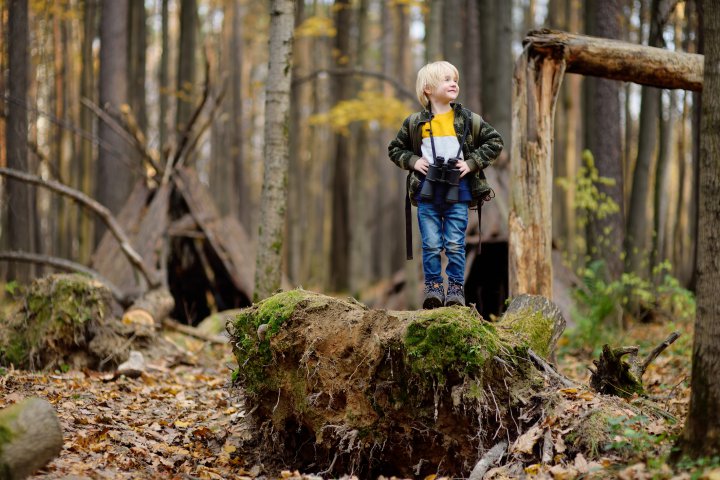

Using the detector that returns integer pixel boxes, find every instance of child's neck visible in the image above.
[429,100,452,115]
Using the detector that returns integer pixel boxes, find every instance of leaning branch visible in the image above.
[0,167,160,289]
[0,251,127,304]
[641,331,681,376]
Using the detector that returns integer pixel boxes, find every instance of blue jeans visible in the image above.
[417,202,469,285]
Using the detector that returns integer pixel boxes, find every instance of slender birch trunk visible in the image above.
[254,0,294,301]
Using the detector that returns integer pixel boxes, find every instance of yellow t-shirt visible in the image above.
[420,110,462,164]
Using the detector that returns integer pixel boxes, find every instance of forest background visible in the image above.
[0,0,703,326]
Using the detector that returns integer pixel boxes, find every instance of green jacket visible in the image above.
[387,103,503,207]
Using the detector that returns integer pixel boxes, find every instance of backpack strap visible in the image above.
[470,111,485,254]
[405,173,413,260]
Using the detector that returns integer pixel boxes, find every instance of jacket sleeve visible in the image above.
[465,117,504,172]
[388,116,421,171]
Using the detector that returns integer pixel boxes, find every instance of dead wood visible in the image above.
[227,290,568,477]
[0,251,126,304]
[0,397,63,479]
[524,29,704,91]
[162,318,226,344]
[123,288,175,326]
[589,332,680,398]
[468,441,508,480]
[0,167,160,290]
[0,274,157,371]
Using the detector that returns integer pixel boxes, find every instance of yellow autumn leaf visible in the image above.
[174,420,190,428]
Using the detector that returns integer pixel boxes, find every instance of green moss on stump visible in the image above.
[404,307,502,381]
[0,274,113,369]
[228,289,323,394]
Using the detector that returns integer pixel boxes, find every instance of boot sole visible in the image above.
[422,297,444,310]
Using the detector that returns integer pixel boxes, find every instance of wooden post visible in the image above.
[509,29,704,298]
[509,47,565,298]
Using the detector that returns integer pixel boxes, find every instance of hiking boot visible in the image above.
[445,281,465,307]
[422,282,445,310]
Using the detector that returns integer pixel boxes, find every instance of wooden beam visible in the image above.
[524,29,704,91]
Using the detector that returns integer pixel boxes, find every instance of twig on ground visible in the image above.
[162,318,226,344]
[468,440,508,480]
[528,349,578,388]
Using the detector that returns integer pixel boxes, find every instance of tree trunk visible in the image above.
[96,0,131,245]
[0,398,63,479]
[329,0,352,293]
[426,0,443,62]
[510,48,564,298]
[228,291,566,477]
[462,0,482,113]
[442,0,463,69]
[176,0,197,136]
[5,0,36,282]
[652,90,675,274]
[584,0,624,279]
[678,0,720,458]
[127,1,148,135]
[158,0,170,156]
[509,29,704,298]
[253,0,294,301]
[481,0,512,149]
[79,0,97,264]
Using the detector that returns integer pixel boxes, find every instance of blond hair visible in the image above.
[415,61,460,108]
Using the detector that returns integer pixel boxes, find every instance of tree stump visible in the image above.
[0,397,63,479]
[227,290,570,477]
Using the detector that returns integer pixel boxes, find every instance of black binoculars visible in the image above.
[419,156,462,203]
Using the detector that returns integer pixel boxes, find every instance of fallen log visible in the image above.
[0,397,63,479]
[228,290,574,477]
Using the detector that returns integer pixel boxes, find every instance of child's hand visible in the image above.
[456,160,471,177]
[414,157,430,175]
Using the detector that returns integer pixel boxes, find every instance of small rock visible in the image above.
[116,351,145,379]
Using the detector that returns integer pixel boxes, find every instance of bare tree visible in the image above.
[5,0,36,282]
[329,0,352,292]
[625,0,663,278]
[584,0,624,279]
[96,0,131,245]
[677,0,720,457]
[254,0,295,301]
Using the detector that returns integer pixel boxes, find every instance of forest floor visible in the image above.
[0,311,714,480]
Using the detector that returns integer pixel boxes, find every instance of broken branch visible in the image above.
[0,250,128,304]
[0,167,160,289]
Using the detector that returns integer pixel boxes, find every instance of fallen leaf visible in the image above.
[512,425,544,454]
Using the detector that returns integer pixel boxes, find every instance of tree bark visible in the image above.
[0,398,63,479]
[510,49,565,298]
[158,0,170,156]
[96,0,131,245]
[510,29,704,298]
[329,0,352,292]
[625,0,663,279]
[79,0,97,264]
[678,0,720,458]
[176,0,198,137]
[5,0,36,282]
[524,30,704,91]
[584,0,624,279]
[253,0,294,301]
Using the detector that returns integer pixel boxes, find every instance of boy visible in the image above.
[388,61,503,309]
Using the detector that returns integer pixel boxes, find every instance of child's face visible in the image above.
[425,70,459,105]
